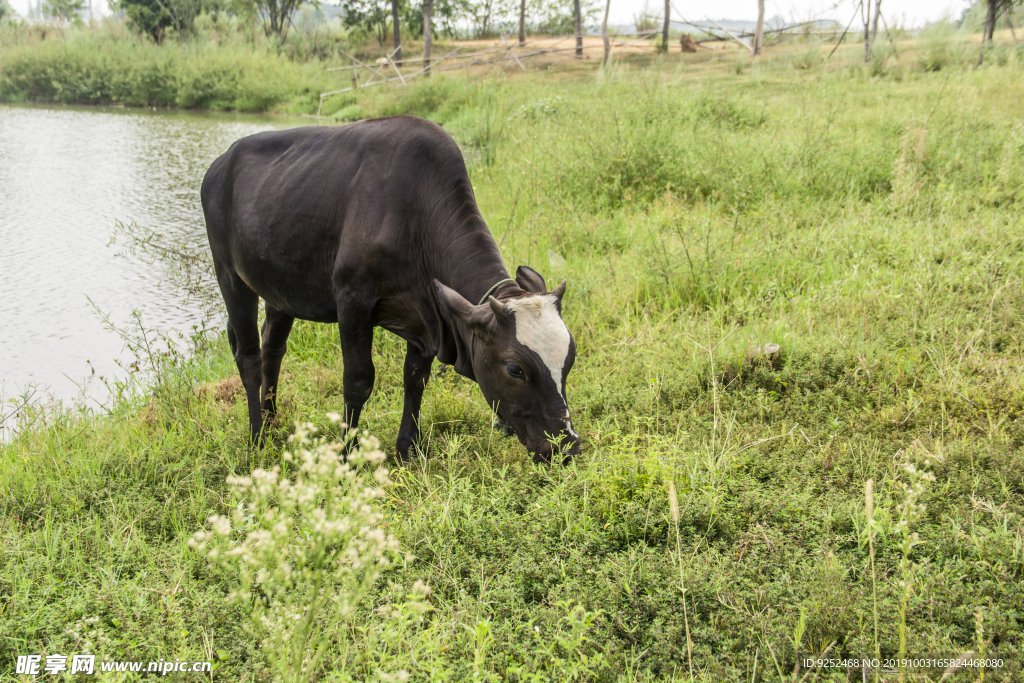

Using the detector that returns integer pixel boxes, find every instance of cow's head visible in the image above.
[435,266,581,463]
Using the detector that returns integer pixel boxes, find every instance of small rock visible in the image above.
[745,343,783,369]
[548,250,566,270]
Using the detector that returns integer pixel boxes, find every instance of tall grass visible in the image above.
[0,20,336,111]
[2,50,1024,681]
[3,17,1024,115]
[0,17,452,113]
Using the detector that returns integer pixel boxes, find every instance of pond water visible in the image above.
[0,104,307,408]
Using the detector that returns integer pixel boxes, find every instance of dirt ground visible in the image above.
[334,28,1018,98]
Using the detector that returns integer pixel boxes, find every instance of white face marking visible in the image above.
[505,294,571,396]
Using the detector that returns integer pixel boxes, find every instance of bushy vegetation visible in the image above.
[3,10,1023,114]
[3,42,1024,681]
[0,0,13,21]
[0,18,348,110]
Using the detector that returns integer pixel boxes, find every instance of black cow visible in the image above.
[201,115,582,462]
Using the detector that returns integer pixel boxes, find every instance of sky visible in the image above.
[659,1,968,27]
[7,0,970,32]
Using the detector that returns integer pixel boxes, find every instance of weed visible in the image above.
[892,440,938,675]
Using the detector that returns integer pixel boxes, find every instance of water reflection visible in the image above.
[0,104,306,405]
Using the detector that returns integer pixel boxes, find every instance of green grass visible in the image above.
[0,17,463,114]
[3,44,1024,681]
[0,19,334,112]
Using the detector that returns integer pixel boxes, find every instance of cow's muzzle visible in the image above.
[529,419,582,464]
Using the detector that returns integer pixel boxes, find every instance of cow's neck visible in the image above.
[434,221,519,380]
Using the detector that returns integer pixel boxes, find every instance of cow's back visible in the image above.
[202,116,477,322]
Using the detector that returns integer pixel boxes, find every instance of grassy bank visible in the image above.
[3,53,1024,681]
[3,16,1023,115]
[0,18,343,112]
[0,17,464,113]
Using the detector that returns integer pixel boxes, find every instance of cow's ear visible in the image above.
[551,280,567,314]
[434,280,492,331]
[515,265,547,294]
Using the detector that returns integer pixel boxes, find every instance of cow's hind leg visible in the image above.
[217,270,263,445]
[336,300,376,442]
[260,306,294,427]
[396,343,434,460]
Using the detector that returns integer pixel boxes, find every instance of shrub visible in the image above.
[191,418,403,683]
[916,19,969,72]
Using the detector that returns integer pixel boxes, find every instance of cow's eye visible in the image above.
[506,363,525,379]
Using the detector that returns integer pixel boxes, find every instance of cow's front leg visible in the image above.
[336,304,376,445]
[396,343,434,460]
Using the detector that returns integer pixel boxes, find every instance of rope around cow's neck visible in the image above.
[470,277,517,364]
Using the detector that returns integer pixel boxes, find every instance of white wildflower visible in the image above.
[194,414,410,683]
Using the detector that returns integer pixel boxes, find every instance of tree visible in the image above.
[530,0,595,35]
[983,0,998,47]
[601,0,609,64]
[977,0,1020,63]
[118,0,173,41]
[517,0,524,44]
[468,0,508,38]
[423,0,468,37]
[424,0,584,41]
[153,0,200,37]
[862,0,873,62]
[44,0,85,24]
[423,0,433,73]
[441,0,468,35]
[233,0,312,38]
[753,0,764,55]
[341,0,392,46]
[573,0,582,56]
[660,0,668,51]
[0,0,14,22]
[871,0,881,43]
[401,0,423,38]
[391,0,401,59]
